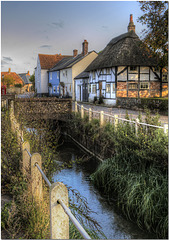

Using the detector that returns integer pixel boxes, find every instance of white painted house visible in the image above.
[35,53,71,96]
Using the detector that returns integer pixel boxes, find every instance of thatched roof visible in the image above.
[86,31,157,71]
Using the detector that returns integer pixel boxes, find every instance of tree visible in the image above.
[138,1,168,68]
[29,72,35,91]
[1,75,15,88]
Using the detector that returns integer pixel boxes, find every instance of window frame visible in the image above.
[92,84,96,94]
[128,83,138,90]
[106,83,111,93]
[140,82,149,90]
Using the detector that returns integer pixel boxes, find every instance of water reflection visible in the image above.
[53,142,156,239]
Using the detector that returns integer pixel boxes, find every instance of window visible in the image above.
[89,84,91,93]
[130,66,137,71]
[106,68,111,75]
[53,86,56,92]
[128,83,138,89]
[92,71,95,79]
[65,70,67,77]
[106,84,111,93]
[50,72,52,80]
[57,71,59,79]
[92,84,96,94]
[162,73,168,82]
[140,82,149,89]
[112,83,115,92]
[57,86,59,92]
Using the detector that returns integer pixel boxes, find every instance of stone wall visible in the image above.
[117,97,168,112]
[14,98,72,120]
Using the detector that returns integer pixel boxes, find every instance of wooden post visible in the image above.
[22,141,31,174]
[164,124,168,135]
[135,118,139,136]
[81,105,84,119]
[114,114,118,128]
[31,153,43,201]
[100,111,104,126]
[50,182,69,239]
[75,101,77,113]
[89,108,92,122]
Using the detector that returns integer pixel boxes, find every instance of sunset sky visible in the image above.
[1,1,145,74]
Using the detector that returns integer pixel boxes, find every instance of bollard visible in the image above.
[135,118,139,136]
[22,141,31,174]
[81,105,84,119]
[164,124,168,135]
[31,153,43,201]
[114,115,118,128]
[100,111,104,126]
[50,182,69,239]
[89,108,92,122]
[75,101,77,113]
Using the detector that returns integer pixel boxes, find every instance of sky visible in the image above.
[1,1,145,75]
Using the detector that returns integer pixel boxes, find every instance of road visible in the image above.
[73,102,168,124]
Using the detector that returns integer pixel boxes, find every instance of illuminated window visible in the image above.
[106,84,111,93]
[140,82,149,89]
[92,84,96,94]
[128,83,138,89]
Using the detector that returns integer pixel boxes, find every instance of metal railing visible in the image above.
[75,102,168,134]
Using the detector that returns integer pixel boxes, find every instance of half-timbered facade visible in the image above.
[86,14,168,105]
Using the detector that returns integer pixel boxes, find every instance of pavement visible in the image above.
[73,102,168,124]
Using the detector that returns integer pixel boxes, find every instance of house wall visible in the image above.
[48,71,60,96]
[72,51,98,100]
[35,56,41,94]
[41,69,48,94]
[60,68,72,97]
[88,67,116,104]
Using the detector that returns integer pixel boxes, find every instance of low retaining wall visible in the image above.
[117,97,168,112]
[14,98,72,120]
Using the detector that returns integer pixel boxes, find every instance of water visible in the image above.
[53,141,156,239]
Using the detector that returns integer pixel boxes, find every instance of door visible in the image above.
[83,81,88,102]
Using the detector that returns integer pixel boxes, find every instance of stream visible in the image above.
[53,140,156,239]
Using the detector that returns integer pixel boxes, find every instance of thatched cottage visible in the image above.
[86,14,168,105]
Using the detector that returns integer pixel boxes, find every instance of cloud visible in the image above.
[39,45,52,48]
[1,60,8,66]
[102,26,108,29]
[3,56,13,62]
[48,20,64,29]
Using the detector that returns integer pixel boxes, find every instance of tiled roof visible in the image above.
[1,72,24,86]
[19,73,32,84]
[39,54,72,69]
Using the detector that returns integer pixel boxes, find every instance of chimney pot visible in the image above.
[128,14,135,32]
[27,71,30,75]
[82,40,88,56]
[8,68,11,73]
[73,49,78,57]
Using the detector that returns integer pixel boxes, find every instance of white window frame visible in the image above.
[57,86,59,93]
[106,84,111,93]
[50,72,52,80]
[53,86,56,92]
[128,83,138,89]
[92,84,96,94]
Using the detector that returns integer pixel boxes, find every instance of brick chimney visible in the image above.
[8,68,11,73]
[128,14,135,32]
[27,71,30,76]
[73,49,78,57]
[82,40,88,56]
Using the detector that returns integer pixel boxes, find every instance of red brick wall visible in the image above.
[128,91,138,98]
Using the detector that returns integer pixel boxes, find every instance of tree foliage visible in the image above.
[138,1,168,67]
[29,72,35,91]
[1,75,15,88]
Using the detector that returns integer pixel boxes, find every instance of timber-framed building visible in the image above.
[86,14,168,105]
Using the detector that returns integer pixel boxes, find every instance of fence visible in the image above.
[74,102,168,135]
[9,100,91,239]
